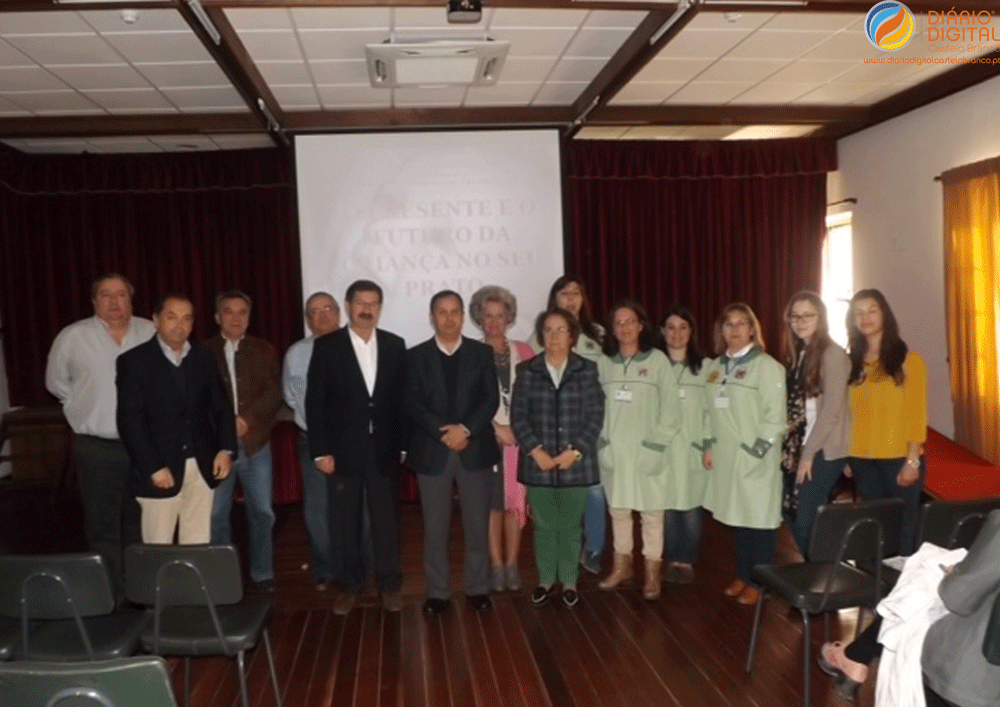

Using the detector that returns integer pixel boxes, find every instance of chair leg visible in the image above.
[800,609,811,707]
[263,628,282,707]
[236,649,250,707]
[745,588,768,672]
[183,657,191,707]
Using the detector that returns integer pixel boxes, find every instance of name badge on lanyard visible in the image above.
[614,389,633,402]
[714,396,730,409]
[678,388,686,399]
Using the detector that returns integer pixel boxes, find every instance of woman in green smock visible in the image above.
[659,305,711,585]
[595,300,679,600]
[703,303,786,606]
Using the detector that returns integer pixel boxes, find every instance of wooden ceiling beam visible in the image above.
[0,113,260,138]
[589,104,868,125]
[285,106,575,131]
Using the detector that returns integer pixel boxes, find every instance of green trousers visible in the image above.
[527,485,590,587]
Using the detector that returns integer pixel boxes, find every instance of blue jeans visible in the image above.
[583,483,607,556]
[849,455,926,556]
[786,450,846,557]
[734,526,776,586]
[664,507,703,564]
[298,433,333,582]
[211,441,275,584]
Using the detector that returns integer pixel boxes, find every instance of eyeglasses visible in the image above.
[788,313,818,323]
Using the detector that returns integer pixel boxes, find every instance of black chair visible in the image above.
[0,553,146,661]
[125,544,282,707]
[745,498,904,707]
[0,656,177,707]
[917,496,1000,550]
[985,590,1000,666]
[0,617,18,661]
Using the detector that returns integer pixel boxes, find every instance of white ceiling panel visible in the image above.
[159,86,246,111]
[80,9,189,33]
[631,58,714,83]
[724,124,820,139]
[238,31,303,62]
[290,7,392,31]
[394,86,466,106]
[490,9,587,30]
[83,88,175,112]
[269,85,320,109]
[0,39,33,67]
[299,30,387,62]
[547,57,605,83]
[696,58,786,83]
[656,29,752,59]
[211,134,275,150]
[316,84,391,108]
[309,60,369,85]
[725,31,826,60]
[620,125,698,140]
[500,56,559,82]
[684,125,744,139]
[801,32,882,61]
[16,139,93,153]
[48,64,150,91]
[393,7,491,29]
[225,8,295,31]
[7,91,101,114]
[135,62,231,88]
[762,12,860,32]
[532,81,586,105]
[256,61,313,86]
[489,28,576,57]
[685,12,775,31]
[831,61,926,84]
[5,35,124,66]
[564,28,633,59]
[0,12,91,35]
[104,32,213,64]
[762,60,855,85]
[664,81,756,104]
[83,138,161,153]
[608,81,682,105]
[793,82,888,105]
[574,126,630,140]
[0,67,69,92]
[464,81,541,106]
[728,82,814,105]
[583,11,647,30]
[0,95,30,115]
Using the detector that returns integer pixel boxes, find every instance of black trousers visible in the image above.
[73,435,140,602]
[330,451,401,595]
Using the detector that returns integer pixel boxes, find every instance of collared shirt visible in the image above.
[282,335,314,430]
[45,315,156,438]
[435,336,462,356]
[724,343,754,373]
[546,357,566,388]
[349,326,378,396]
[222,336,242,410]
[157,336,191,367]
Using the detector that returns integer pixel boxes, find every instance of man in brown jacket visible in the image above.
[206,290,282,590]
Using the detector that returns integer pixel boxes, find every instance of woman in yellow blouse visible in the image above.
[846,289,927,555]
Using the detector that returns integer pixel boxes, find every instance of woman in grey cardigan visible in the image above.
[780,292,851,556]
[511,307,605,608]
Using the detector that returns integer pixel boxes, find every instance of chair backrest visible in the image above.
[0,553,114,620]
[807,499,905,564]
[985,589,1000,665]
[124,544,243,608]
[916,497,1000,550]
[0,657,177,707]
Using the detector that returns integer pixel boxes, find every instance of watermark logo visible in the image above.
[865,2,916,51]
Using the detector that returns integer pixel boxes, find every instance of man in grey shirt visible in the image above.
[45,273,155,600]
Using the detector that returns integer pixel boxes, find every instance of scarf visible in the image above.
[781,345,807,518]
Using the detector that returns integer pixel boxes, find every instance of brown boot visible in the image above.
[643,559,662,600]
[598,553,634,590]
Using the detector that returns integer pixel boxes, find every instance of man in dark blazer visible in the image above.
[116,293,236,544]
[405,290,500,615]
[306,280,407,614]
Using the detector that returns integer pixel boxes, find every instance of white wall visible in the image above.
[829,74,1000,438]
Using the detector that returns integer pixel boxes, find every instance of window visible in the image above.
[821,211,854,348]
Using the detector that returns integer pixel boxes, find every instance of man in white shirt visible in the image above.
[45,273,155,600]
[306,280,407,614]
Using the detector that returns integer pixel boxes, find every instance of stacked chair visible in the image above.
[0,656,177,707]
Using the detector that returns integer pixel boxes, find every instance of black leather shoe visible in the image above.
[530,586,553,606]
[422,597,449,616]
[467,594,491,612]
[561,588,580,608]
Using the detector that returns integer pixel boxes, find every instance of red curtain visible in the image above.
[0,148,301,407]
[565,138,836,358]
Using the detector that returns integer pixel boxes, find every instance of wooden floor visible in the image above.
[0,485,877,707]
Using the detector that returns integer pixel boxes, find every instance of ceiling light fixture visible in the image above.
[649,0,693,46]
[366,38,509,88]
[186,0,221,45]
[447,0,483,24]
